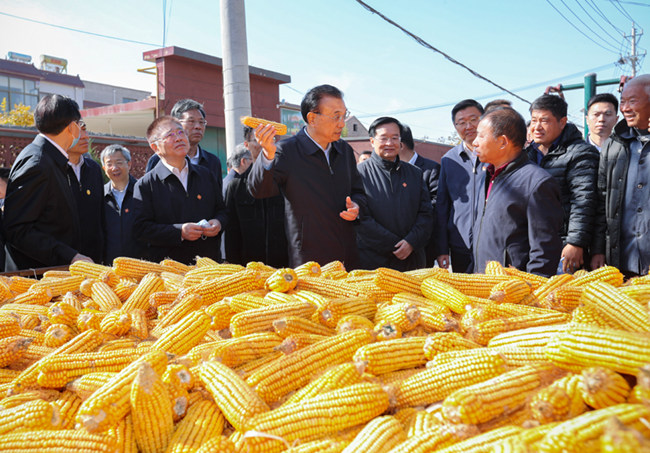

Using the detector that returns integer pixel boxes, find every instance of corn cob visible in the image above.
[395,349,507,408]
[422,332,480,360]
[230,299,316,337]
[113,257,169,280]
[374,321,402,341]
[629,364,650,404]
[53,389,83,429]
[16,328,44,345]
[264,267,299,292]
[97,337,139,352]
[128,309,149,340]
[566,265,624,288]
[130,361,174,453]
[240,115,288,135]
[321,259,347,274]
[375,302,421,331]
[90,281,122,312]
[420,277,470,314]
[121,273,165,312]
[0,313,21,339]
[541,285,583,312]
[195,436,237,453]
[531,274,576,302]
[31,275,83,298]
[294,261,321,278]
[114,278,139,302]
[581,281,650,332]
[619,283,650,303]
[489,278,532,304]
[372,267,423,294]
[12,286,52,305]
[243,382,389,453]
[273,333,328,354]
[0,335,33,367]
[76,309,104,332]
[225,292,271,313]
[388,423,482,453]
[354,336,427,375]
[544,324,650,375]
[99,309,131,336]
[209,332,282,367]
[461,302,558,332]
[8,275,37,294]
[600,416,650,453]
[182,263,245,287]
[70,261,120,286]
[487,323,569,348]
[106,414,137,453]
[391,291,452,313]
[0,278,12,301]
[485,260,509,275]
[75,349,168,432]
[571,304,619,328]
[341,416,406,453]
[467,311,570,346]
[0,388,60,410]
[296,276,364,300]
[246,328,373,404]
[194,256,220,267]
[37,348,147,388]
[67,371,117,401]
[432,273,513,298]
[48,300,80,326]
[285,439,349,453]
[580,366,631,409]
[0,399,60,435]
[336,314,376,334]
[182,269,263,304]
[293,289,329,307]
[202,301,233,332]
[43,323,76,348]
[503,266,549,290]
[264,290,297,303]
[536,403,650,452]
[432,425,524,453]
[283,362,363,406]
[197,360,269,431]
[166,399,226,453]
[9,343,53,370]
[273,315,335,337]
[0,368,20,384]
[406,410,444,438]
[0,303,49,317]
[315,296,377,328]
[0,430,118,452]
[151,309,211,355]
[418,306,459,332]
[151,293,203,336]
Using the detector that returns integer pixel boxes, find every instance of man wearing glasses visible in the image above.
[145,99,223,191]
[133,116,228,264]
[357,117,433,271]
[436,99,486,273]
[101,144,141,263]
[249,84,365,268]
[4,94,92,270]
[66,119,105,264]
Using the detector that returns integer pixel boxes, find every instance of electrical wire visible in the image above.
[0,11,160,47]
[353,0,530,104]
[585,0,626,35]
[162,0,167,47]
[612,0,637,21]
[549,0,621,52]
[572,0,623,42]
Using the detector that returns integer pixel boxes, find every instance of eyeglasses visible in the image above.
[314,110,350,123]
[180,119,208,127]
[104,160,128,168]
[454,116,480,129]
[156,129,186,142]
[375,136,401,144]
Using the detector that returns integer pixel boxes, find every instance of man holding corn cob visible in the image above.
[248,84,365,268]
[473,108,563,276]
[133,116,228,264]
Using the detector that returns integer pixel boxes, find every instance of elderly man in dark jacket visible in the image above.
[591,74,650,276]
[474,108,563,276]
[357,117,433,271]
[248,85,365,268]
[526,94,599,273]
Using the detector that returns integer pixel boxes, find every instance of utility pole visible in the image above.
[619,23,645,77]
[220,0,252,158]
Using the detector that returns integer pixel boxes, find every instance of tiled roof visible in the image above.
[0,59,42,79]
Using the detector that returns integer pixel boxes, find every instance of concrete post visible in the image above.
[220,0,251,158]
[583,73,596,140]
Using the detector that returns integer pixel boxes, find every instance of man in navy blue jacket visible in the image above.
[133,116,228,264]
[473,108,563,276]
[436,99,486,272]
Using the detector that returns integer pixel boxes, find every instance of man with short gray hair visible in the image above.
[101,144,141,263]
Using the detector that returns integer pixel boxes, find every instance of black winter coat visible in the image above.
[474,152,563,277]
[525,123,599,249]
[224,166,288,268]
[103,176,143,263]
[356,152,433,271]
[413,154,441,266]
[248,128,365,269]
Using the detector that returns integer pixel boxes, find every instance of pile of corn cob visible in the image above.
[0,256,649,452]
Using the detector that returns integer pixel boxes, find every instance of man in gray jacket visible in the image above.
[591,74,650,276]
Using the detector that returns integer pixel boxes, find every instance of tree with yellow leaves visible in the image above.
[0,99,34,127]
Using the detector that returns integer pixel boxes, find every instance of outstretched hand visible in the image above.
[339,196,359,221]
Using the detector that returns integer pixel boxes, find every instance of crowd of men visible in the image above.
[1,74,649,278]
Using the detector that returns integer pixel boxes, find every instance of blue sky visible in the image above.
[1,0,648,140]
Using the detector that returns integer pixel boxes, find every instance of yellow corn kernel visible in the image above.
[335,314,375,335]
[0,335,33,367]
[99,309,131,336]
[151,309,212,355]
[467,311,570,346]
[43,323,75,348]
[581,367,631,409]
[0,399,61,435]
[354,336,427,376]
[66,371,117,401]
[265,267,299,292]
[341,416,406,453]
[422,332,481,360]
[32,275,84,298]
[294,261,322,278]
[581,281,650,332]
[166,399,226,453]
[229,299,316,337]
[182,269,264,305]
[210,332,283,368]
[421,277,471,314]
[0,430,118,452]
[240,115,288,135]
[488,278,532,304]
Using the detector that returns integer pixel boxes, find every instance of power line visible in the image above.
[355,62,617,118]
[586,0,626,34]
[352,0,530,104]
[572,0,623,43]
[0,11,160,47]
[550,0,621,52]
[612,0,637,21]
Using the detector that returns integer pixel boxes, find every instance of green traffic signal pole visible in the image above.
[558,73,621,140]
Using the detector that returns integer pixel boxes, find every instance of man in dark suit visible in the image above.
[248,84,366,268]
[145,99,223,191]
[66,119,105,263]
[133,116,228,264]
[4,94,93,270]
[399,124,440,267]
[101,144,141,263]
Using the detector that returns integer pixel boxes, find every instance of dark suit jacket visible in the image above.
[4,135,81,270]
[146,146,223,194]
[413,154,441,266]
[67,155,105,263]
[133,160,228,264]
[248,128,366,268]
[103,175,142,264]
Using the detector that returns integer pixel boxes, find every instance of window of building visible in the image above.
[352,124,358,132]
[122,97,137,103]
[0,76,39,110]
